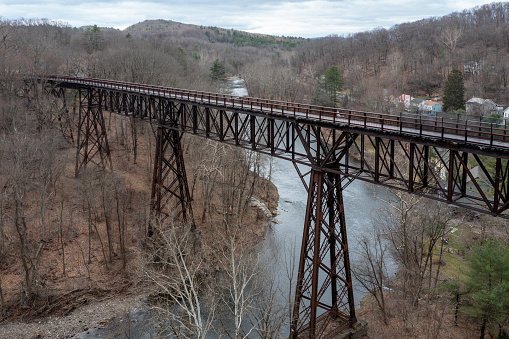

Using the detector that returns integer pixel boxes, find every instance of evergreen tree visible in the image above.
[83,25,105,53]
[313,66,343,107]
[443,69,465,112]
[462,239,509,339]
[324,66,343,106]
[209,59,226,81]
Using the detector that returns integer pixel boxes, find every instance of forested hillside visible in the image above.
[289,2,509,112]
[2,3,509,108]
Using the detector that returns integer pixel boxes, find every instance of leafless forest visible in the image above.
[1,2,509,338]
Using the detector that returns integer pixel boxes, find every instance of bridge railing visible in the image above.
[42,76,509,150]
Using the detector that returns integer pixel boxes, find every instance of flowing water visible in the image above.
[230,77,397,335]
[79,78,396,338]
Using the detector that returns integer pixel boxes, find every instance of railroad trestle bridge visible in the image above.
[38,76,509,338]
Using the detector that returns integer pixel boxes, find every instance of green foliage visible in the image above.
[201,28,303,49]
[443,70,465,112]
[209,26,220,35]
[83,24,104,53]
[482,113,502,125]
[451,108,466,115]
[313,66,344,107]
[90,25,101,33]
[462,239,509,337]
[209,59,226,81]
[230,31,300,49]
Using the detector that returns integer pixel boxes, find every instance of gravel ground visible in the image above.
[0,294,152,339]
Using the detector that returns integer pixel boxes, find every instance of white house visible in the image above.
[397,94,413,109]
[410,98,425,112]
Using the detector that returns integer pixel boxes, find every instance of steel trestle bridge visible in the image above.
[39,76,509,338]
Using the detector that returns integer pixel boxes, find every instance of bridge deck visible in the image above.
[42,76,509,157]
[38,75,509,338]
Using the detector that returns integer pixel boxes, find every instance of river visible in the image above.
[259,155,397,305]
[231,77,396,335]
[78,78,396,338]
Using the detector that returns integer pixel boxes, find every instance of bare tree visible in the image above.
[353,227,390,324]
[422,301,447,339]
[380,191,421,305]
[197,140,225,221]
[379,191,450,305]
[0,185,5,309]
[38,130,64,241]
[114,185,130,270]
[129,118,139,164]
[247,250,288,339]
[98,173,115,264]
[142,220,216,339]
[214,223,262,339]
[440,28,462,68]
[0,181,7,262]
[79,170,108,266]
[220,148,260,226]
[2,123,42,299]
[242,59,305,102]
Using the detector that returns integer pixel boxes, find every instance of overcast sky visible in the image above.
[0,0,498,38]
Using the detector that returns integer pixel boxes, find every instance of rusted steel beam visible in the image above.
[45,80,509,218]
[150,126,195,231]
[40,77,509,339]
[75,87,112,177]
[291,169,356,338]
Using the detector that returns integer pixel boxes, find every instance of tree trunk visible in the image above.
[480,316,486,339]
[0,200,5,256]
[0,276,4,309]
[454,293,459,326]
[101,185,113,263]
[14,199,33,299]
[40,184,47,241]
[87,200,92,264]
[115,189,127,269]
[131,118,138,164]
[59,200,66,275]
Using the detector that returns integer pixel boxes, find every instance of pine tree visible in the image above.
[84,25,105,53]
[313,66,343,107]
[209,59,226,81]
[462,239,509,339]
[324,66,343,106]
[443,69,465,112]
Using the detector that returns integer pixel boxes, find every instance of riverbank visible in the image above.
[0,103,281,337]
[0,184,279,339]
[0,293,149,338]
[354,207,507,338]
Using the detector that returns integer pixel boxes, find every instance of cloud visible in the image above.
[0,0,498,37]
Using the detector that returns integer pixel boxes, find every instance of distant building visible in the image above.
[504,107,509,119]
[397,94,413,109]
[421,100,443,116]
[466,97,503,116]
[410,98,426,112]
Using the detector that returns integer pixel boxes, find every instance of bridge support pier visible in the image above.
[292,169,357,338]
[75,87,112,177]
[150,126,195,232]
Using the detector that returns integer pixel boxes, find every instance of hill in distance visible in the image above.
[124,19,307,49]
